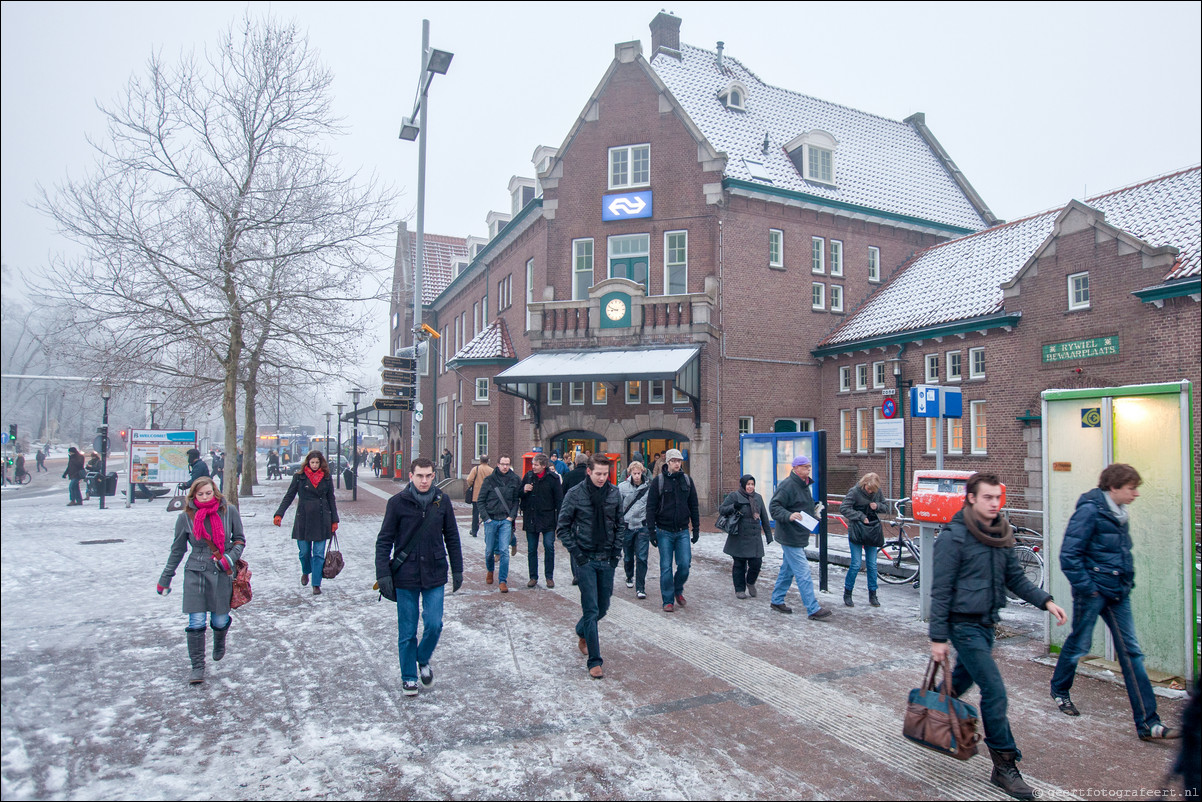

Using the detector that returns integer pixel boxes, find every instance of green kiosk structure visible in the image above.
[1042,381,1197,682]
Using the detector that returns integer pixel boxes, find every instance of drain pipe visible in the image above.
[716,217,724,503]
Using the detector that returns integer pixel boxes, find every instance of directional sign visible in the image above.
[382,355,417,371]
[381,384,417,398]
[911,385,939,418]
[0,432,8,445]
[882,398,897,419]
[374,398,416,412]
[381,369,415,385]
[601,190,653,221]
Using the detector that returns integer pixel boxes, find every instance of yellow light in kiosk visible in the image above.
[1113,397,1150,425]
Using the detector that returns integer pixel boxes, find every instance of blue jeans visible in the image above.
[188,612,230,629]
[624,527,649,591]
[395,585,445,682]
[1050,592,1161,734]
[575,559,615,668]
[526,530,556,581]
[656,528,692,605]
[949,621,1019,755]
[69,478,83,504]
[771,544,821,615]
[297,539,328,587]
[483,519,512,583]
[845,543,879,593]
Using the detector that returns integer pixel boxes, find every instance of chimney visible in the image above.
[716,41,724,71]
[650,11,681,56]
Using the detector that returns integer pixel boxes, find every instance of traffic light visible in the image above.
[8,424,16,440]
[119,429,128,441]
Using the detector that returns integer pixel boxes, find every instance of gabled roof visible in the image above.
[447,319,517,365]
[817,166,1200,351]
[650,44,993,232]
[409,234,470,304]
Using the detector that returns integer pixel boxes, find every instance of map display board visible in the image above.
[130,430,197,484]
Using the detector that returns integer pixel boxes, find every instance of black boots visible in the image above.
[869,591,880,607]
[988,747,1035,800]
[211,619,231,662]
[843,590,855,607]
[185,627,206,684]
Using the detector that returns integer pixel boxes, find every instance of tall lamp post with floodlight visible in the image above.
[324,411,333,462]
[399,19,453,464]
[348,388,363,501]
[333,402,346,490]
[99,383,111,510]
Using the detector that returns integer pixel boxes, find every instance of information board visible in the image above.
[130,430,197,484]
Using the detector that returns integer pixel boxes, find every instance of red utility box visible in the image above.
[911,470,1005,524]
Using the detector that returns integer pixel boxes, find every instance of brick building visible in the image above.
[387,13,1200,512]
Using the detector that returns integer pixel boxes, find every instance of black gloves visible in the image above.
[452,573,463,593]
[691,531,700,544]
[609,556,620,569]
[571,550,587,567]
[649,534,658,548]
[377,575,396,602]
[765,534,774,545]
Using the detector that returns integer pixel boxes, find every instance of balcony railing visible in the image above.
[525,277,717,343]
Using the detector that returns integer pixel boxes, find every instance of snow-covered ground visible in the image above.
[1,482,1189,800]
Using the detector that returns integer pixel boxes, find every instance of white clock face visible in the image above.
[605,298,626,321]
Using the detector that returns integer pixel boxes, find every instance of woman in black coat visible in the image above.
[274,450,339,595]
[718,474,774,599]
[839,472,886,607]
[63,446,85,506]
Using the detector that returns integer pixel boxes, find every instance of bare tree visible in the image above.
[38,15,396,503]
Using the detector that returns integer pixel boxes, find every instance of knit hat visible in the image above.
[665,448,684,461]
[791,455,811,467]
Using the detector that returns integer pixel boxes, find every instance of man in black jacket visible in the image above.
[375,458,463,697]
[478,455,522,593]
[559,453,590,584]
[929,472,1067,800]
[556,455,624,679]
[644,449,699,612]
[184,448,210,490]
[521,453,563,588]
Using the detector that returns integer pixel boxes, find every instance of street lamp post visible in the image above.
[99,383,111,510]
[333,402,346,490]
[148,399,160,430]
[324,411,333,462]
[348,389,363,501]
[399,19,453,464]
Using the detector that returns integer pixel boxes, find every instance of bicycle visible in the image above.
[878,507,922,586]
[1007,524,1045,600]
[14,467,32,485]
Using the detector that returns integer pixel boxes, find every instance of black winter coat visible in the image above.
[64,451,84,480]
[561,465,588,495]
[274,471,339,541]
[840,485,886,548]
[479,468,522,521]
[929,509,1052,642]
[769,472,817,548]
[718,490,773,559]
[556,481,625,561]
[375,485,462,590]
[1060,487,1136,599]
[521,469,563,533]
[645,468,700,535]
[186,457,210,489]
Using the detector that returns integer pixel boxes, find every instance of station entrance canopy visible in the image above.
[495,346,702,426]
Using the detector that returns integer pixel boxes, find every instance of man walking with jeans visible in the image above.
[1050,463,1181,742]
[645,449,699,613]
[478,455,521,593]
[557,455,624,679]
[374,458,463,697]
[768,455,832,620]
[521,453,563,588]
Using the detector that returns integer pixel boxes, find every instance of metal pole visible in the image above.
[99,395,109,510]
[816,429,828,593]
[334,402,346,489]
[410,19,430,465]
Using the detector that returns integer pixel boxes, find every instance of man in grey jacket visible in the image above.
[768,455,832,620]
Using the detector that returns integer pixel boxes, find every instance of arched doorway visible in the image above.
[627,429,691,475]
[549,430,608,463]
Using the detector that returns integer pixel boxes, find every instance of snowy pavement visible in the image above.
[1,476,1189,800]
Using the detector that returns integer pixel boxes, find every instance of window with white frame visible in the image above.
[473,302,480,337]
[830,240,843,277]
[856,363,868,391]
[969,347,985,379]
[857,408,871,453]
[829,284,843,312]
[840,410,854,453]
[868,246,881,282]
[592,382,607,405]
[1068,271,1090,310]
[608,233,650,292]
[525,258,534,332]
[570,382,585,405]
[475,422,488,459]
[873,361,887,389]
[839,366,851,392]
[947,417,963,455]
[626,381,641,404]
[738,416,754,435]
[947,351,962,382]
[971,401,987,454]
[665,231,688,294]
[672,386,689,404]
[808,145,834,184]
[649,380,665,404]
[548,383,563,405]
[925,354,940,382]
[391,311,400,331]
[811,237,824,274]
[455,315,462,355]
[475,378,490,402]
[768,229,783,268]
[811,282,825,310]
[926,418,938,455]
[573,239,593,301]
[609,144,650,189]
[874,407,886,452]
[482,294,489,326]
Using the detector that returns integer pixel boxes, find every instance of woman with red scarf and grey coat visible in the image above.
[157,476,246,684]
[274,450,340,595]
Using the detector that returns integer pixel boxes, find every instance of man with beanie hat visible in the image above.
[184,448,211,490]
[645,448,699,612]
[768,455,832,620]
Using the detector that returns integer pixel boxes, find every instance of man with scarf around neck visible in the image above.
[556,455,625,679]
[157,476,246,684]
[274,450,340,595]
[521,453,564,589]
[929,472,1067,800]
[1050,463,1181,742]
[375,458,463,697]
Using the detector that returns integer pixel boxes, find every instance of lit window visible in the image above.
[829,284,843,312]
[1068,271,1090,310]
[947,416,964,455]
[830,240,843,277]
[856,364,868,391]
[626,381,641,404]
[969,347,985,379]
[665,231,688,294]
[609,144,650,189]
[476,378,490,402]
[769,229,783,268]
[573,239,593,301]
[593,382,607,405]
[868,246,881,282]
[548,383,563,405]
[874,407,886,452]
[672,386,689,404]
[857,408,871,453]
[570,382,585,405]
[926,418,938,455]
[738,417,753,435]
[811,282,825,310]
[840,410,854,453]
[925,354,940,383]
[839,366,851,392]
[649,380,665,404]
[811,237,824,274]
[947,351,962,382]
[971,401,987,454]
[873,362,887,389]
[475,423,488,459]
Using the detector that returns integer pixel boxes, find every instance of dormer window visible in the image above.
[718,80,748,111]
[785,129,838,187]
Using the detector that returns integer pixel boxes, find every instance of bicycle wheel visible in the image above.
[18,471,32,485]
[878,539,920,585]
[1007,545,1044,600]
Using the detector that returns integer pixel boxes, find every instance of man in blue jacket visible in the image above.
[1050,463,1181,741]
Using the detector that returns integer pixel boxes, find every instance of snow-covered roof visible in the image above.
[650,44,991,232]
[448,319,517,364]
[410,234,471,304]
[495,346,700,383]
[820,166,1201,348]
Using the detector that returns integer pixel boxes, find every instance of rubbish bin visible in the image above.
[103,471,118,497]
[342,468,355,490]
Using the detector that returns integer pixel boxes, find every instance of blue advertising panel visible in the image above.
[602,191,653,221]
[738,432,820,501]
[910,385,939,418]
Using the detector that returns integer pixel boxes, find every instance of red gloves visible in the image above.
[273,516,282,526]
[156,584,170,595]
[331,522,338,533]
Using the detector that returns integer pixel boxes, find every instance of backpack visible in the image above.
[654,471,692,494]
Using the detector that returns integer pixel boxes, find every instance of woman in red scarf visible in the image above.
[274,450,339,595]
[157,477,246,684]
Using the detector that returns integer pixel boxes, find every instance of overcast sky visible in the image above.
[3,1,1199,382]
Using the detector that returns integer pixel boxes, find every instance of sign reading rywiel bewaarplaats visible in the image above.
[1042,336,1119,363]
[130,429,197,484]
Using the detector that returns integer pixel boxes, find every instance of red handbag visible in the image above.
[230,559,253,609]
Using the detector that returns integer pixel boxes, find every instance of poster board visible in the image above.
[130,430,198,484]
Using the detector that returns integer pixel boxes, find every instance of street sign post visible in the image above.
[882,398,897,419]
[374,398,416,412]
